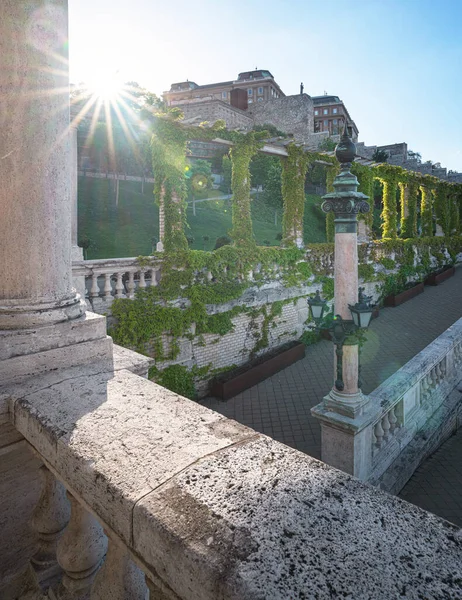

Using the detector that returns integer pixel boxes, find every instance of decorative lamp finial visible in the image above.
[335,121,356,166]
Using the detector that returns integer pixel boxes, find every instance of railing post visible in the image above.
[30,466,70,582]
[91,536,146,600]
[56,493,107,598]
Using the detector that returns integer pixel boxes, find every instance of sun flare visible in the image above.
[85,71,124,101]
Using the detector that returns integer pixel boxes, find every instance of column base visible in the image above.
[0,312,112,387]
[0,294,85,330]
[323,387,369,418]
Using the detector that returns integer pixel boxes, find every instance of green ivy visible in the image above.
[281,144,311,246]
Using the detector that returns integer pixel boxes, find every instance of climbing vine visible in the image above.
[373,164,400,239]
[281,144,311,247]
[229,131,266,246]
[399,177,419,239]
[433,182,451,237]
[420,184,434,237]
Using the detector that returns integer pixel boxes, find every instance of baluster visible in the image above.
[374,420,384,448]
[388,406,398,434]
[91,537,146,600]
[206,270,213,282]
[381,413,390,442]
[139,270,146,289]
[30,466,70,581]
[420,378,428,403]
[115,272,124,298]
[127,272,135,299]
[56,493,107,598]
[104,273,112,299]
[145,575,172,600]
[150,268,158,287]
[90,273,99,298]
[431,367,438,387]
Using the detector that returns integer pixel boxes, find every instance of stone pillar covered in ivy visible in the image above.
[450,189,461,235]
[434,182,451,237]
[351,163,374,242]
[399,180,418,239]
[151,118,189,253]
[281,144,310,248]
[374,165,398,239]
[420,185,434,237]
[229,133,261,246]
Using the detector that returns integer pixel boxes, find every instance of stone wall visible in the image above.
[181,100,253,130]
[248,94,314,142]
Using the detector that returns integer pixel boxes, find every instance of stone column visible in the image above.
[71,125,84,262]
[0,0,84,329]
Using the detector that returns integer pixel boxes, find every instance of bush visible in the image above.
[214,235,232,250]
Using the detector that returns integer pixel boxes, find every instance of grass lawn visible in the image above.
[78,177,327,259]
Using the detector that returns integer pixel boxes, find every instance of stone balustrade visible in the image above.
[4,353,462,599]
[4,350,462,599]
[73,258,163,311]
[314,316,462,494]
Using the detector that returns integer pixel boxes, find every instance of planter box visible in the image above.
[384,282,424,307]
[425,266,455,286]
[210,342,305,400]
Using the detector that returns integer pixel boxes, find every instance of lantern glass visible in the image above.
[308,291,327,323]
[349,303,373,329]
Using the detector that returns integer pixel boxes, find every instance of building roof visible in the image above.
[311,95,341,104]
[237,69,274,81]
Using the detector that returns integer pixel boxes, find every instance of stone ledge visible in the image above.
[7,365,462,599]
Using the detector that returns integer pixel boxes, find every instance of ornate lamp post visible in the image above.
[314,125,371,418]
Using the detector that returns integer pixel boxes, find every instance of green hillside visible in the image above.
[78,177,326,259]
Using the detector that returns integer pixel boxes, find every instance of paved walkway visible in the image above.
[202,267,462,458]
[200,267,462,524]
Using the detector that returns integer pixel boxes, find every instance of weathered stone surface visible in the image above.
[6,362,462,599]
[134,436,462,600]
[112,344,154,378]
[11,368,256,544]
[0,312,107,361]
[0,441,42,586]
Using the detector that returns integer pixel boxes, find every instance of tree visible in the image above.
[318,137,337,152]
[186,160,213,199]
[372,148,388,163]
[250,154,279,188]
[220,155,232,194]
[262,161,283,209]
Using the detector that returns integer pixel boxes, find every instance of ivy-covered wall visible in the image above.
[85,236,462,399]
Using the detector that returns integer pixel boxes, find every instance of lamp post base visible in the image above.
[323,388,369,419]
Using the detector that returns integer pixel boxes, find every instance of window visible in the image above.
[258,97,263,102]
[323,109,328,115]
[248,88,253,96]
[258,87,263,94]
[222,91,227,99]
[333,119,337,124]
[324,120,328,126]
[333,108,338,114]
[314,110,319,116]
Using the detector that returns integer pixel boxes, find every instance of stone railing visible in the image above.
[8,351,462,599]
[367,318,462,492]
[73,258,163,310]
[313,317,462,494]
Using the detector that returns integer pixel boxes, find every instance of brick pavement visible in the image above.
[200,266,462,463]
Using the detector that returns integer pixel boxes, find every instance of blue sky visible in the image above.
[69,0,462,170]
